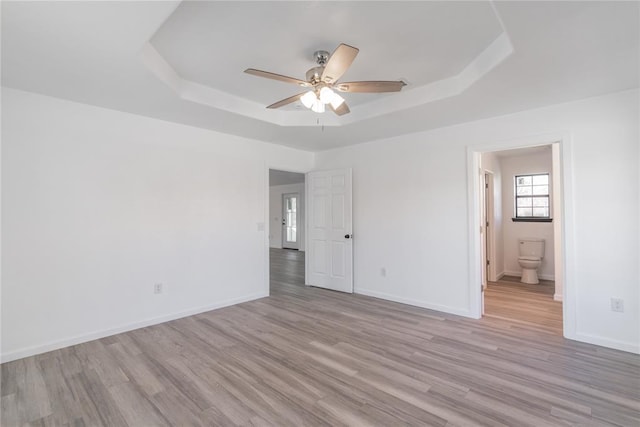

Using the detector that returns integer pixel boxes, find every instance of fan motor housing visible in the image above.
[313,50,330,66]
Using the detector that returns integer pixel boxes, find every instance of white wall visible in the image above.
[269,183,305,250]
[315,89,639,353]
[480,152,504,281]
[500,150,555,280]
[2,87,638,359]
[1,88,314,362]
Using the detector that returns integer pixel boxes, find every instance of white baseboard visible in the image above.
[503,270,555,281]
[355,288,473,318]
[0,292,268,363]
[553,293,563,301]
[572,332,640,354]
[496,271,505,280]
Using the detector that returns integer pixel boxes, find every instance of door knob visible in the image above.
[345,234,352,239]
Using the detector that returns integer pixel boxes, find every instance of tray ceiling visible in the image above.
[150,1,503,107]
[2,1,638,151]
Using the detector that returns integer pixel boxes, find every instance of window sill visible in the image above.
[512,217,553,223]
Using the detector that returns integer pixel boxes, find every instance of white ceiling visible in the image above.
[2,1,638,152]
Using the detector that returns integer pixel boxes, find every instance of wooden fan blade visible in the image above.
[266,92,307,109]
[245,69,310,87]
[329,101,350,116]
[321,43,359,84]
[335,81,406,93]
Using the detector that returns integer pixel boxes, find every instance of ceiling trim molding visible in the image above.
[140,3,513,127]
[342,32,514,124]
[140,42,340,127]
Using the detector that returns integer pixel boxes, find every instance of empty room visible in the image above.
[2,1,639,426]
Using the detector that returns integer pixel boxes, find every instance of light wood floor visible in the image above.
[269,247,305,288]
[484,276,562,335]
[2,249,639,426]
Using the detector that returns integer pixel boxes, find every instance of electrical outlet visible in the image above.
[154,283,163,295]
[380,267,387,277]
[611,298,624,313]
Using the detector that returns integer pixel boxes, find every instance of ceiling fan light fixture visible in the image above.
[311,99,325,113]
[319,87,334,104]
[246,43,406,116]
[330,92,345,109]
[319,87,345,109]
[300,91,317,109]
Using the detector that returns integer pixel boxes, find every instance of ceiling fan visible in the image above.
[244,43,406,116]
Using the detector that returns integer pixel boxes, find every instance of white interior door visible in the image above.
[306,169,353,293]
[282,193,299,250]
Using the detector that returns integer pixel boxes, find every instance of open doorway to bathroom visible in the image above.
[479,144,563,334]
[269,169,306,292]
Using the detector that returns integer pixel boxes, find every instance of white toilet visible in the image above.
[518,238,545,284]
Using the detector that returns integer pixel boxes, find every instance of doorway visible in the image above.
[481,171,495,287]
[269,169,306,290]
[471,141,568,336]
[266,167,354,295]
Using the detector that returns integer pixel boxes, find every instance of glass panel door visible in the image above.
[282,193,298,249]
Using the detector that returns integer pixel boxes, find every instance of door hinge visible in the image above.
[486,259,490,266]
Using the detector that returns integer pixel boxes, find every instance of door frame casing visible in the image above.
[466,132,576,342]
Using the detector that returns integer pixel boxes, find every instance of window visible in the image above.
[513,173,551,221]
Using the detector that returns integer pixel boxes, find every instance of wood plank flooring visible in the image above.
[2,249,639,426]
[269,247,305,288]
[484,276,562,335]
